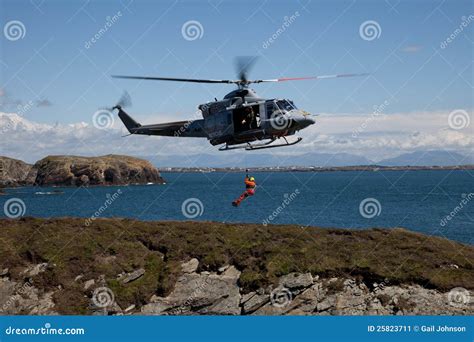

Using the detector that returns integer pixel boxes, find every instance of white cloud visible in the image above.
[298,110,473,160]
[0,109,472,164]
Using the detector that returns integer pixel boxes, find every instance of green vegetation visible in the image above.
[0,218,472,314]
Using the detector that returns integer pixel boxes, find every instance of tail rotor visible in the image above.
[99,91,132,112]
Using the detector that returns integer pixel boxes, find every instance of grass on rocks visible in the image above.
[0,217,472,314]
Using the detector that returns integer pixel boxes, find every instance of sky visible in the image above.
[0,0,473,164]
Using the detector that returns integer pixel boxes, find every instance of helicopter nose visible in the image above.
[294,114,316,129]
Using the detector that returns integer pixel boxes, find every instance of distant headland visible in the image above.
[0,155,164,188]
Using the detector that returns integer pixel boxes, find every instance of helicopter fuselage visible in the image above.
[117,91,315,151]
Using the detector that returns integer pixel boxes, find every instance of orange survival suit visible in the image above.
[232,172,256,207]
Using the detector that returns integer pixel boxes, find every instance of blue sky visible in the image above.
[0,0,472,163]
[1,0,472,123]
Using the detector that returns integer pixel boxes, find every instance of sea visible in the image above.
[1,170,473,244]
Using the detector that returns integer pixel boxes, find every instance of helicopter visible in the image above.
[111,58,367,151]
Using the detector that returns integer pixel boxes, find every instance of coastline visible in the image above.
[159,165,474,173]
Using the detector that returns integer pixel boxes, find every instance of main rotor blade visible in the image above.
[254,73,369,83]
[112,75,238,84]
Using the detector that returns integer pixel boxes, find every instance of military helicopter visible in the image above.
[111,58,367,151]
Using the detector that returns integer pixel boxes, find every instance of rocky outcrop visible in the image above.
[1,260,472,316]
[139,266,474,316]
[0,156,37,187]
[1,219,473,315]
[33,155,164,186]
[0,263,57,315]
[142,266,242,315]
[0,155,165,187]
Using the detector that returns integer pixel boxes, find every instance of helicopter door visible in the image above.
[258,103,265,125]
[233,104,261,133]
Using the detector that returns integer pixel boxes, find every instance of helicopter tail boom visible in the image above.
[117,107,141,133]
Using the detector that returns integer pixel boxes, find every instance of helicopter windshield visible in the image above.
[276,100,297,112]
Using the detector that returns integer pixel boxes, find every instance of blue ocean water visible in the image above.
[1,171,473,244]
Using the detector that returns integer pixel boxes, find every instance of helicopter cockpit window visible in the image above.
[276,100,297,112]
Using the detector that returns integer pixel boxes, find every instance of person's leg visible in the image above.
[232,191,249,206]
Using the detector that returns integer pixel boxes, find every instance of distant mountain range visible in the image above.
[145,150,473,168]
[378,150,473,166]
[145,152,372,168]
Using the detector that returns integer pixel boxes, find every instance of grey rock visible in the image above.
[141,301,171,315]
[279,273,313,290]
[0,278,56,315]
[84,279,95,290]
[142,271,241,315]
[22,263,49,277]
[124,304,136,313]
[251,302,290,315]
[221,266,241,281]
[121,268,145,284]
[317,296,336,312]
[218,265,229,273]
[286,283,323,314]
[240,292,256,304]
[181,258,199,273]
[243,293,269,314]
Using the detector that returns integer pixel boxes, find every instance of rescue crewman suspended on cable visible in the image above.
[232,169,256,207]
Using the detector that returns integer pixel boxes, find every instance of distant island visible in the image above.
[0,155,165,188]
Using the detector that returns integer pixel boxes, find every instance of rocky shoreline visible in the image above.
[0,219,472,316]
[140,259,472,316]
[1,258,472,316]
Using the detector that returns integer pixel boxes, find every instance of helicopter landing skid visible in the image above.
[246,136,302,150]
[218,136,302,151]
